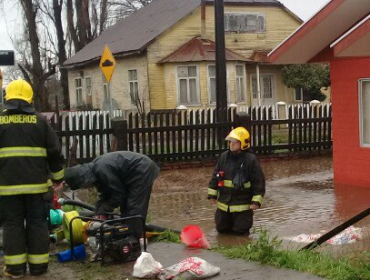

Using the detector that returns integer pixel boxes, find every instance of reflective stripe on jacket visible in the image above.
[208,150,265,212]
[0,112,65,195]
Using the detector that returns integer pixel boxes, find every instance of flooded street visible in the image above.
[150,155,370,252]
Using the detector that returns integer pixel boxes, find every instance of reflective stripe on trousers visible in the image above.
[28,254,49,264]
[4,254,27,265]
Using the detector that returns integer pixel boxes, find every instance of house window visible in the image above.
[208,65,216,104]
[128,69,139,105]
[251,74,274,99]
[75,78,82,106]
[85,77,92,96]
[207,65,230,104]
[294,88,303,102]
[235,65,246,102]
[359,79,370,147]
[224,13,265,33]
[177,65,199,105]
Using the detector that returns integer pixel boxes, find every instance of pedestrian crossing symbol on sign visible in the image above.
[99,45,116,82]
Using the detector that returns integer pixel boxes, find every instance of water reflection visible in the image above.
[149,155,370,253]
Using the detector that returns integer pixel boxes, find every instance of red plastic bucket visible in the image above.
[180,225,210,249]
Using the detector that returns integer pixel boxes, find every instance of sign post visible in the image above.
[99,45,116,117]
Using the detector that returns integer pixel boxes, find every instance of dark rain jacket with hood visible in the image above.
[208,150,265,212]
[65,151,160,214]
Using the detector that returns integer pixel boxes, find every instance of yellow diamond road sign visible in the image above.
[99,45,116,82]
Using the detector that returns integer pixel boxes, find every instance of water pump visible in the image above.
[69,215,146,265]
[86,220,142,263]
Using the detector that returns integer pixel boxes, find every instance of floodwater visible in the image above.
[149,155,370,252]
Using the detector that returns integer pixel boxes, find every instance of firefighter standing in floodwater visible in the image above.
[64,151,160,239]
[208,127,265,235]
[0,80,65,278]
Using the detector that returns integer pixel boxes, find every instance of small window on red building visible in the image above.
[359,79,370,147]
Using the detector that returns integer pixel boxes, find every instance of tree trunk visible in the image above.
[99,0,108,34]
[67,0,80,52]
[53,0,70,109]
[21,0,49,110]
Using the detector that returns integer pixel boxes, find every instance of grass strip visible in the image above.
[215,229,370,280]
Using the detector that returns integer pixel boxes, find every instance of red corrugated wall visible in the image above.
[331,57,370,188]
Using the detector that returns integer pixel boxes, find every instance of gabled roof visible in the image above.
[331,14,370,58]
[64,0,285,68]
[158,37,251,64]
[268,0,370,64]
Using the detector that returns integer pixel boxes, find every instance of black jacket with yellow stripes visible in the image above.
[208,150,265,212]
[0,110,64,195]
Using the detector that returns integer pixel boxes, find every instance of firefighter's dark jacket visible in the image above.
[0,110,65,195]
[65,151,160,212]
[208,150,265,212]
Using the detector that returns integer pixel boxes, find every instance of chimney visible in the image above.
[201,0,206,38]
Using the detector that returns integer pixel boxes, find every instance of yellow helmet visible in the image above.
[5,79,33,104]
[225,127,250,150]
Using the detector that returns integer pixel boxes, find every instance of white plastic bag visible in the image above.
[132,252,163,278]
[158,257,221,280]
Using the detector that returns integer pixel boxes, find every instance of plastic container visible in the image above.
[180,225,210,249]
[50,229,65,244]
[56,244,86,263]
[50,209,64,226]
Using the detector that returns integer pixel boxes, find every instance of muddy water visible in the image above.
[149,155,370,250]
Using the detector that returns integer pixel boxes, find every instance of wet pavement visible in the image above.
[143,242,326,280]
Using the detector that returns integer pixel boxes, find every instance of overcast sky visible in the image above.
[0,0,330,50]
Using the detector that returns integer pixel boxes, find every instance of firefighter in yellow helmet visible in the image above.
[0,80,64,277]
[208,127,265,235]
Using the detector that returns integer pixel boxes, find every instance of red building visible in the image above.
[269,0,370,188]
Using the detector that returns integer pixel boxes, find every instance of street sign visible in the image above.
[99,45,116,82]
[0,50,15,66]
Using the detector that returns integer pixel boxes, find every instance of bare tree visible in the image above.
[19,0,56,111]
[2,0,154,111]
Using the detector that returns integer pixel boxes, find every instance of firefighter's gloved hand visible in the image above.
[250,204,260,210]
[209,199,217,206]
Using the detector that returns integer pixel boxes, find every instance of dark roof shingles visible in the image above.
[64,0,281,66]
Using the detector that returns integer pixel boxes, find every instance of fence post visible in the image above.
[234,112,251,132]
[111,117,128,151]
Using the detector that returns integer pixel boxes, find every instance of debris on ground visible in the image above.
[132,252,163,278]
[158,257,220,280]
[286,226,363,245]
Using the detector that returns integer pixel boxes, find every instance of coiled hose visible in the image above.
[62,211,86,245]
[59,198,180,234]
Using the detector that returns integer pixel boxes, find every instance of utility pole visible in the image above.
[214,0,228,123]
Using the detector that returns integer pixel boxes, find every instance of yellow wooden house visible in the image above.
[63,0,303,113]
